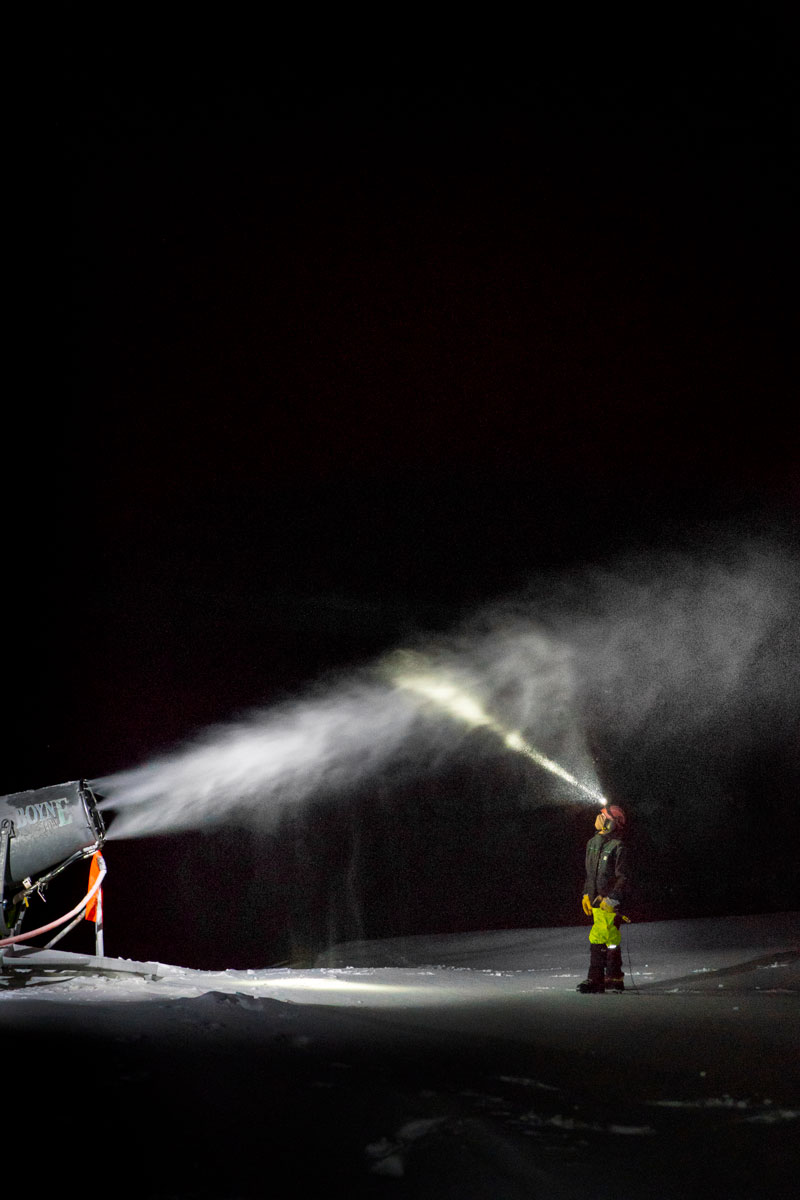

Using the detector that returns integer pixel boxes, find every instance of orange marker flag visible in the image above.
[85,851,103,923]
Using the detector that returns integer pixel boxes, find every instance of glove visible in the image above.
[581,894,592,915]
[599,897,617,912]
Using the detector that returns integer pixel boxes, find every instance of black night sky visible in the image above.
[10,20,798,968]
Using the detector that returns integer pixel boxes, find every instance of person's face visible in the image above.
[595,811,612,834]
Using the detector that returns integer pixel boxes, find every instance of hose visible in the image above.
[44,908,88,949]
[0,856,107,948]
[624,929,641,994]
[10,842,103,905]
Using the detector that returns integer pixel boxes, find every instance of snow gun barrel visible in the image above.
[0,780,106,885]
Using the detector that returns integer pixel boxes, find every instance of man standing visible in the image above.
[577,804,629,993]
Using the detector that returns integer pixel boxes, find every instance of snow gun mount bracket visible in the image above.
[0,780,107,969]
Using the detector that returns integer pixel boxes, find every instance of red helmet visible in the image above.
[599,805,626,832]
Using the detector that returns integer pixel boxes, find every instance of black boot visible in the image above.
[577,945,606,993]
[605,947,625,992]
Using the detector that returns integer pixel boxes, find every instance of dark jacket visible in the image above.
[584,834,629,908]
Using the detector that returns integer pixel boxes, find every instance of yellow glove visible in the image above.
[581,894,592,915]
[599,897,616,912]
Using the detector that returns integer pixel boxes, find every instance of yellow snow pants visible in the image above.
[589,906,621,947]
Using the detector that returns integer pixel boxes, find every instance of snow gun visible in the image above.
[0,780,106,961]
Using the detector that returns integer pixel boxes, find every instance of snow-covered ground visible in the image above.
[2,912,798,1198]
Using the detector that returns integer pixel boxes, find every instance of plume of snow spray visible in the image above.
[96,530,798,839]
[96,677,423,838]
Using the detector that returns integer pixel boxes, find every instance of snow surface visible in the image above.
[2,912,798,1198]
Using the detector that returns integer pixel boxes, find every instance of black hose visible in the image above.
[625,935,641,994]
[0,820,11,936]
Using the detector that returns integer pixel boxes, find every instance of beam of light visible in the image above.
[389,658,606,806]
